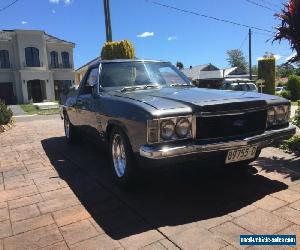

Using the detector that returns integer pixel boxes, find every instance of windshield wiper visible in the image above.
[170,83,192,87]
[121,84,160,92]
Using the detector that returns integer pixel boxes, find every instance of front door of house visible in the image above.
[28,80,43,103]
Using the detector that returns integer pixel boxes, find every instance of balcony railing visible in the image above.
[50,63,73,69]
[23,61,43,68]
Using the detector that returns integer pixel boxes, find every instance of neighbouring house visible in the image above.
[0,29,75,104]
[182,64,255,89]
[181,64,223,88]
[75,57,100,85]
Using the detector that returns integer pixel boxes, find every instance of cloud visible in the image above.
[285,53,297,62]
[52,9,56,14]
[273,54,282,60]
[168,36,177,41]
[49,0,72,5]
[21,21,28,25]
[137,32,154,38]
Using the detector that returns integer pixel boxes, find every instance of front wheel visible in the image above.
[109,127,137,188]
[64,114,79,144]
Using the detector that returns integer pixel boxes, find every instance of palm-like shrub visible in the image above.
[101,40,135,60]
[274,0,300,63]
[0,100,13,125]
[258,58,276,95]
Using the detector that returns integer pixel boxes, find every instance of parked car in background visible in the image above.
[221,80,258,92]
[275,86,287,94]
[61,59,296,187]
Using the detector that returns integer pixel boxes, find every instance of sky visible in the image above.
[0,0,295,69]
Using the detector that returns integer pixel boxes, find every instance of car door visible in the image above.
[75,67,99,135]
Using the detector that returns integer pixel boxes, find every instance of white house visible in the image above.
[0,29,75,104]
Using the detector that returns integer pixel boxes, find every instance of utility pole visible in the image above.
[249,28,252,80]
[103,0,112,42]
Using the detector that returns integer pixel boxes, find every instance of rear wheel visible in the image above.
[64,114,79,144]
[109,127,137,188]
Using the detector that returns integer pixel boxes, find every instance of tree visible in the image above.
[277,63,295,78]
[252,65,258,75]
[176,61,184,70]
[274,0,300,63]
[226,49,248,72]
[258,58,276,95]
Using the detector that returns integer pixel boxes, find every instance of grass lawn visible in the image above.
[20,104,60,115]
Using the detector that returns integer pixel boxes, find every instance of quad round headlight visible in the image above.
[160,120,175,140]
[275,106,287,123]
[175,118,191,138]
[267,107,276,125]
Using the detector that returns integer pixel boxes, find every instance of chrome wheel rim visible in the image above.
[64,117,70,139]
[112,134,126,178]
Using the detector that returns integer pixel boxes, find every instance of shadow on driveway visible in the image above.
[41,137,288,240]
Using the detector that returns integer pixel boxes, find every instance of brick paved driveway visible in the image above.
[0,116,300,250]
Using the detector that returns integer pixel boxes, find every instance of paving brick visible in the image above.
[158,223,194,237]
[0,220,12,238]
[210,222,251,249]
[2,167,27,178]
[4,179,33,190]
[41,187,76,201]
[40,241,69,250]
[52,205,90,227]
[289,199,300,211]
[38,196,79,214]
[228,205,257,218]
[0,208,9,222]
[253,195,287,211]
[36,179,68,193]
[0,184,38,202]
[4,224,63,250]
[168,226,227,250]
[271,190,300,203]
[195,215,232,230]
[89,218,105,234]
[289,183,300,193]
[8,194,43,209]
[233,209,291,234]
[12,214,54,235]
[140,242,166,250]
[70,234,121,250]
[10,204,40,222]
[159,239,180,250]
[60,219,99,246]
[119,228,165,250]
[273,206,300,225]
[278,224,300,250]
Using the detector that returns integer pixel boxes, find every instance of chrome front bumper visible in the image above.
[140,125,297,160]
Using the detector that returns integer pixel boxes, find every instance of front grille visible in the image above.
[196,110,267,140]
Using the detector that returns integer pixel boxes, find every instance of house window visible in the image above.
[50,51,59,68]
[61,52,70,68]
[25,47,40,67]
[0,50,10,68]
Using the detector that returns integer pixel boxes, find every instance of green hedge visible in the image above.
[0,100,13,125]
[258,58,276,95]
[101,40,135,60]
[287,75,300,101]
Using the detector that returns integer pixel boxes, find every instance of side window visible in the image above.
[79,68,99,95]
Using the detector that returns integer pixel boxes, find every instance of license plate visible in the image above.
[225,146,257,164]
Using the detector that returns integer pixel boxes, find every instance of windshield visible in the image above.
[100,61,191,89]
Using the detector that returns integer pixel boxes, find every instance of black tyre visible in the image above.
[109,127,137,188]
[64,114,79,144]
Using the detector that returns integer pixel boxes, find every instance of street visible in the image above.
[0,116,299,250]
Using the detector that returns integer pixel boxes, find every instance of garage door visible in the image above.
[0,82,14,105]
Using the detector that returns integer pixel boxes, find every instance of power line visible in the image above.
[245,0,277,12]
[0,0,20,13]
[145,0,273,33]
[255,0,281,9]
